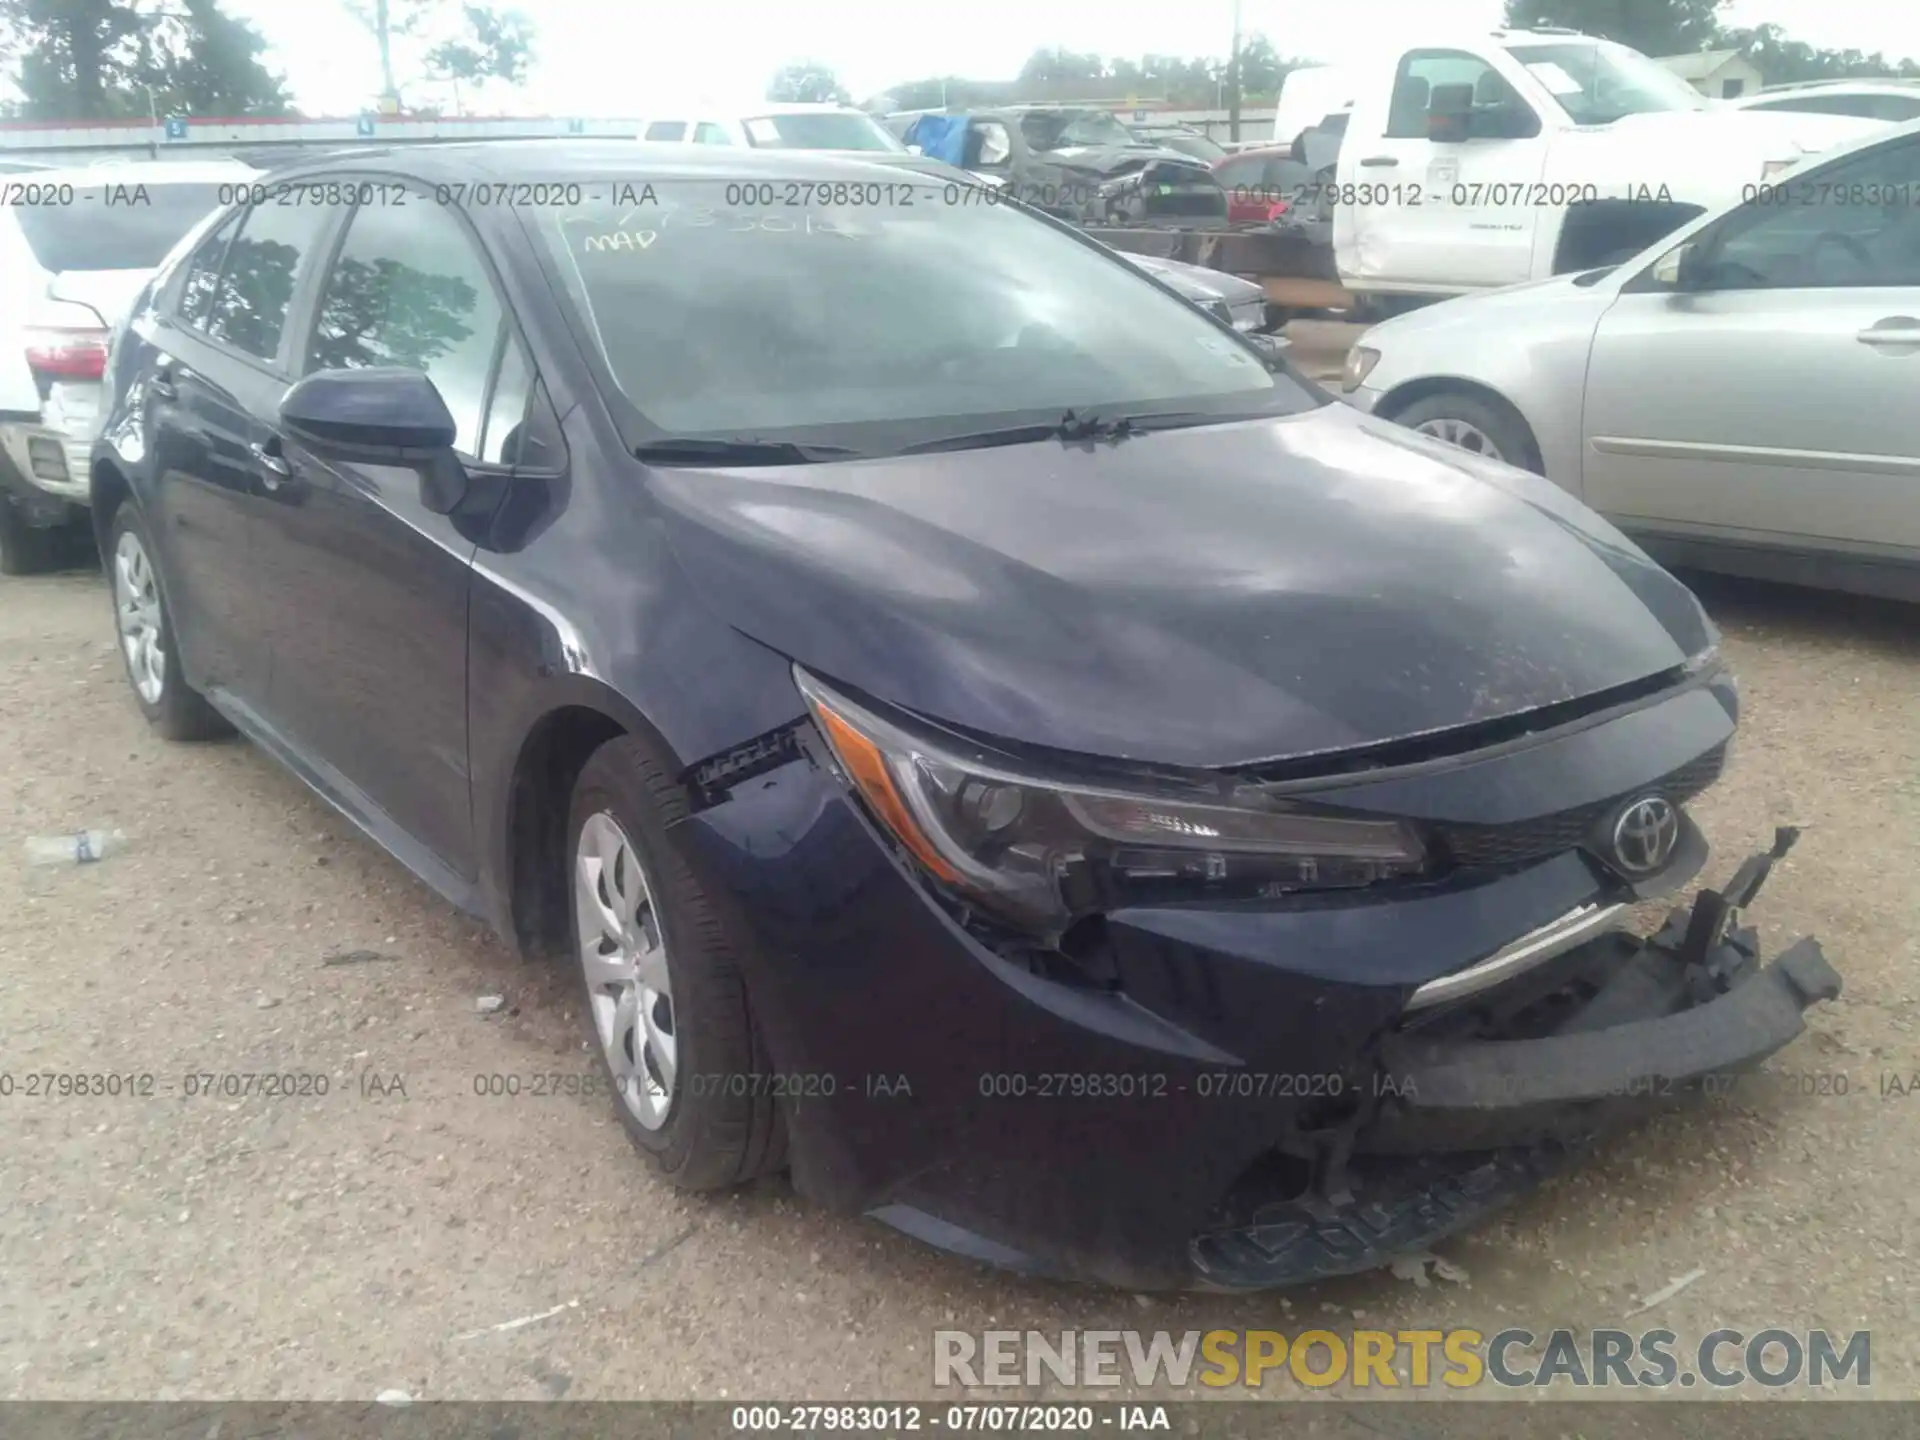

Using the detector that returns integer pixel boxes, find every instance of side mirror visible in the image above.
[279,367,468,514]
[1246,332,1292,362]
[1652,241,1709,291]
[1426,83,1473,144]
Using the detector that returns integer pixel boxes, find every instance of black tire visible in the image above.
[1391,390,1542,474]
[105,502,231,741]
[0,493,61,576]
[567,733,786,1190]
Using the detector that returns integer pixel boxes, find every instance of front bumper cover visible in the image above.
[1191,828,1840,1290]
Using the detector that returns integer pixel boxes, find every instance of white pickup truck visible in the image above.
[1303,27,1883,304]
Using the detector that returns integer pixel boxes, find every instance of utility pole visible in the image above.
[1227,0,1243,143]
[376,0,399,110]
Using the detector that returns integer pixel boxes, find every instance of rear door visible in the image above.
[255,184,532,880]
[1583,129,1920,560]
[138,199,334,705]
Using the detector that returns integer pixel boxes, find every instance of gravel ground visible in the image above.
[2,505,1917,1402]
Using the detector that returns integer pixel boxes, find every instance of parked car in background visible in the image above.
[93,141,1836,1292]
[1344,118,1920,601]
[637,104,906,152]
[1117,250,1281,332]
[1730,79,1920,125]
[1124,122,1228,164]
[1212,145,1313,224]
[0,158,254,573]
[890,105,1226,222]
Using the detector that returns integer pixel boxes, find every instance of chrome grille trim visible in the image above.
[1404,900,1629,1013]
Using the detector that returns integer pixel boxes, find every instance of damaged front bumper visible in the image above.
[1191,828,1841,1290]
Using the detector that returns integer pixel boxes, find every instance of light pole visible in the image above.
[1228,0,1243,143]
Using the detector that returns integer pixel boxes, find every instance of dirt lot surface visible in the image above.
[3,520,1918,1401]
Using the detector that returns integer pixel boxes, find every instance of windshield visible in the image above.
[538,178,1313,454]
[1021,110,1140,151]
[740,113,904,152]
[14,184,226,271]
[1505,40,1710,124]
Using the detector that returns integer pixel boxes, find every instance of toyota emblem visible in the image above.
[1611,796,1680,874]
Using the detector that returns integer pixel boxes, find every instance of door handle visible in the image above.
[1856,318,1920,349]
[1359,156,1400,168]
[250,438,292,487]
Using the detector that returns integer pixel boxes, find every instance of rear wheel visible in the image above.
[1392,391,1541,474]
[568,734,785,1190]
[107,504,230,740]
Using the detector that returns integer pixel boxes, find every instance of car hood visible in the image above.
[1122,253,1266,306]
[1548,108,1882,192]
[1367,266,1617,341]
[648,405,1713,769]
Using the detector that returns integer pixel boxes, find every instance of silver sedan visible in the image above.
[1344,118,1920,602]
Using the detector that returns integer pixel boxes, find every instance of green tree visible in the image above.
[144,0,293,117]
[1721,22,1920,83]
[1016,47,1108,89]
[766,60,849,104]
[344,0,534,110]
[0,0,291,121]
[1502,0,1726,57]
[0,0,148,119]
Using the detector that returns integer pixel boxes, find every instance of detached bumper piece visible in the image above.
[1191,828,1841,1291]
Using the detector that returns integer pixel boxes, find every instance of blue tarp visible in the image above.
[905,113,970,166]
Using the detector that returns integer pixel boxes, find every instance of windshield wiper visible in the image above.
[899,408,1259,456]
[633,437,863,466]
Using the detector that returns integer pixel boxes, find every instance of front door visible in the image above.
[1338,48,1547,290]
[253,187,531,881]
[1583,129,1920,557]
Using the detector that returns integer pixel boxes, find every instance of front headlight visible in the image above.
[1342,345,1381,393]
[795,669,1427,939]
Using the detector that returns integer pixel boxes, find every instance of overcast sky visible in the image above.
[193,0,1920,116]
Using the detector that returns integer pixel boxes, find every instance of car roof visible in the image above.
[265,140,944,185]
[646,103,874,119]
[25,158,260,186]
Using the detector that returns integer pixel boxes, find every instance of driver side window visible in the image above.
[1704,135,1920,291]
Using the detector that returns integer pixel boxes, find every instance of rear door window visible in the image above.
[14,183,228,272]
[203,200,332,361]
[179,212,240,325]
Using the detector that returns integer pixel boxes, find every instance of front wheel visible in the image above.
[107,504,230,740]
[567,734,785,1190]
[1391,391,1541,474]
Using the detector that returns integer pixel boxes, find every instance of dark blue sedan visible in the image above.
[90,142,1840,1291]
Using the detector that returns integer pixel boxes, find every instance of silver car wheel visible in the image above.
[113,529,166,705]
[1414,416,1506,463]
[574,810,676,1130]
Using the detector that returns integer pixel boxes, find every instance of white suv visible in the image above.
[0,158,255,573]
[636,104,906,152]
